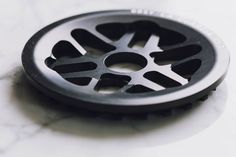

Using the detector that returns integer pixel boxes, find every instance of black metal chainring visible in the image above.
[22,10,229,114]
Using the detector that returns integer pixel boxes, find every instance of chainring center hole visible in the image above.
[105,52,147,73]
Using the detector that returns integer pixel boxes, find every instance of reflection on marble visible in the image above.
[0,0,232,156]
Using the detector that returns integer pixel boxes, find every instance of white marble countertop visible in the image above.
[0,0,236,156]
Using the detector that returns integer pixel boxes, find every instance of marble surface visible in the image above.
[0,0,236,156]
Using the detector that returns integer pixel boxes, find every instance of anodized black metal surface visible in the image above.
[22,10,229,113]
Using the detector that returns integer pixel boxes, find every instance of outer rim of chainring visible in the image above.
[22,10,230,113]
